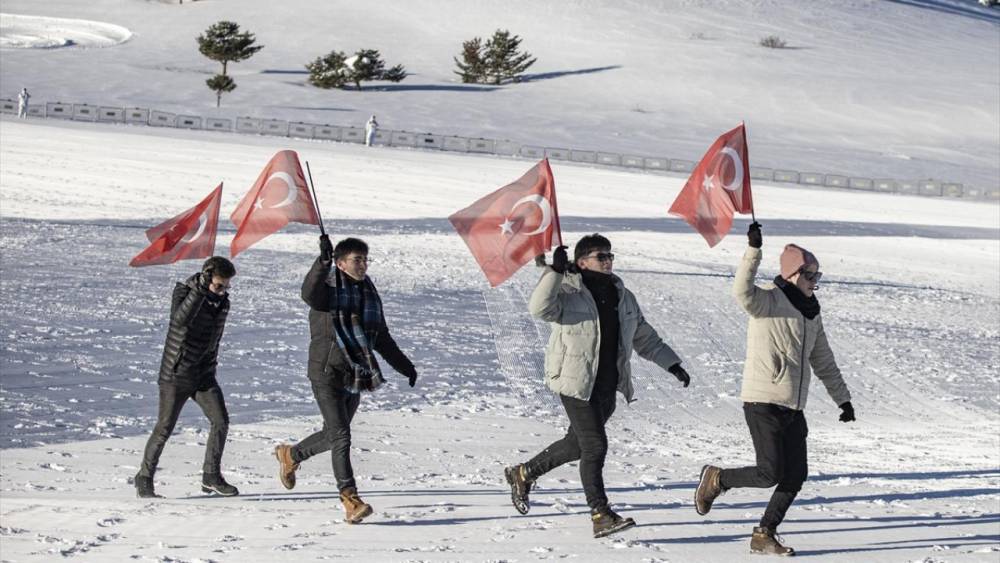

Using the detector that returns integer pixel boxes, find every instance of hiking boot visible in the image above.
[591,507,636,538]
[134,474,162,499]
[504,464,533,515]
[340,487,373,524]
[201,473,239,496]
[695,464,725,515]
[274,444,299,490]
[750,526,795,556]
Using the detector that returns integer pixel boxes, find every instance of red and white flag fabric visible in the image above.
[129,183,223,267]
[668,123,754,247]
[230,150,320,257]
[449,159,562,287]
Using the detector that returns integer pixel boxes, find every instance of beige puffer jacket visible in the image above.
[734,247,851,411]
[529,268,682,402]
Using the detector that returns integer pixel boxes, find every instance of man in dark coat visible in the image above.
[274,236,418,524]
[135,256,239,498]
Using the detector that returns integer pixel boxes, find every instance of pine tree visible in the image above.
[306,50,351,89]
[306,48,407,90]
[381,64,408,83]
[348,49,386,90]
[453,37,485,83]
[196,21,263,107]
[484,30,536,85]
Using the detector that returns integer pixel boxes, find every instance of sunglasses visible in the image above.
[585,252,615,263]
[799,268,823,282]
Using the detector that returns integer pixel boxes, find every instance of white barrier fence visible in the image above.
[2,98,995,200]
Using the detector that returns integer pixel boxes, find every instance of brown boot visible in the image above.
[750,527,795,556]
[695,465,724,515]
[340,487,373,524]
[274,445,299,490]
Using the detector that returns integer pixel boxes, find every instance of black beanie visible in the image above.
[574,233,612,261]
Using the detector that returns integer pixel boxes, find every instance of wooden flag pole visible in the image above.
[305,161,327,236]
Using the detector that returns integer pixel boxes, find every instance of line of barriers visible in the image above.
[3,99,996,201]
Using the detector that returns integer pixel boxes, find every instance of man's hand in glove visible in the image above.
[668,363,691,388]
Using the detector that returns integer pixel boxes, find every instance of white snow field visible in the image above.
[1,0,999,561]
[0,13,132,49]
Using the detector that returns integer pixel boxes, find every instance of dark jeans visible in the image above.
[720,402,809,530]
[139,381,229,478]
[292,379,362,492]
[525,392,617,511]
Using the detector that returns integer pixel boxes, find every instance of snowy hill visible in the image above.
[1,1,999,561]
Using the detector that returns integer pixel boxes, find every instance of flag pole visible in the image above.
[742,121,757,224]
[305,161,327,236]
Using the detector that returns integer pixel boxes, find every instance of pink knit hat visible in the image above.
[780,244,819,279]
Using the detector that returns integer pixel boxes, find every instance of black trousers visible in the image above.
[292,378,362,492]
[720,402,809,530]
[525,391,617,511]
[139,381,229,478]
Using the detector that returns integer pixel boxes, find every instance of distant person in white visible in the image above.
[17,88,30,118]
[364,115,379,146]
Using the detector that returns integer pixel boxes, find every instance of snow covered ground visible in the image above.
[1,0,999,561]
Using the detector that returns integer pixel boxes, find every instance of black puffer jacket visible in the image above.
[301,256,413,385]
[158,274,230,385]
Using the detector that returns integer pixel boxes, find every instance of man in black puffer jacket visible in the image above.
[135,256,239,499]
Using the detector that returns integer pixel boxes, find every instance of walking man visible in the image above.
[17,87,30,118]
[274,236,418,524]
[135,257,239,498]
[694,223,854,555]
[364,115,378,146]
[505,234,692,538]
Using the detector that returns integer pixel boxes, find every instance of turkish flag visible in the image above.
[129,183,222,267]
[668,123,754,247]
[230,150,320,257]
[450,159,562,287]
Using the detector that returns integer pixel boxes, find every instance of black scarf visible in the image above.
[774,275,820,320]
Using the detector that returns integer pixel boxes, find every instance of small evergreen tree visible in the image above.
[483,30,536,85]
[306,48,407,90]
[381,64,408,83]
[306,50,351,89]
[453,37,485,83]
[196,21,263,107]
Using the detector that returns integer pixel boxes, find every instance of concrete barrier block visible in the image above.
[622,155,644,168]
[825,175,848,188]
[443,136,470,152]
[288,122,315,139]
[261,119,289,136]
[545,148,570,160]
[388,131,416,147]
[414,133,443,150]
[800,172,823,185]
[961,186,983,198]
[750,167,774,181]
[149,110,176,127]
[897,181,920,195]
[519,145,544,159]
[494,140,519,156]
[236,117,261,134]
[97,107,125,122]
[26,105,45,117]
[669,159,694,172]
[46,102,73,119]
[570,150,597,163]
[204,117,232,131]
[0,99,15,114]
[919,181,942,196]
[371,130,390,145]
[342,127,365,144]
[469,138,496,153]
[125,107,149,124]
[596,152,621,166]
[176,115,202,129]
[983,187,1000,200]
[72,104,99,121]
[314,125,341,141]
[847,177,874,190]
[942,183,963,197]
[874,179,896,192]
[773,170,799,183]
[644,157,668,170]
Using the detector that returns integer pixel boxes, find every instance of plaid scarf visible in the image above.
[329,268,386,393]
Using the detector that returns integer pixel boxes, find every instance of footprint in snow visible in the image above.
[96,516,124,527]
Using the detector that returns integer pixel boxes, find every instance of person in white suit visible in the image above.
[364,115,379,146]
[17,88,30,118]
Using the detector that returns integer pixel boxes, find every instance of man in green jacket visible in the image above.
[695,223,854,556]
[504,234,691,539]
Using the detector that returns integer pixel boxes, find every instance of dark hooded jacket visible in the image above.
[158,274,230,385]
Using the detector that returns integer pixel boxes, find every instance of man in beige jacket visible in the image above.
[504,234,691,539]
[695,222,854,556]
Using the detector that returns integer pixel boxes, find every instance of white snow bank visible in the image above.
[0,13,132,49]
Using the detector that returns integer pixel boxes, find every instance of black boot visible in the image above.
[134,473,162,499]
[750,526,795,556]
[504,464,533,515]
[591,507,636,538]
[201,473,239,496]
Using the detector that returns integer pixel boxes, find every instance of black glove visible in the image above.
[319,234,333,261]
[668,363,690,388]
[838,401,855,423]
[534,254,547,267]
[748,221,763,249]
[551,245,569,274]
[403,365,418,388]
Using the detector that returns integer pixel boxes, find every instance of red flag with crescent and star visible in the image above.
[230,150,320,257]
[129,183,223,267]
[449,159,562,287]
[668,123,754,247]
